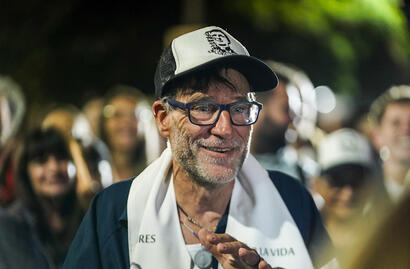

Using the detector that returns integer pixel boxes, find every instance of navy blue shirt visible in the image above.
[63,171,333,269]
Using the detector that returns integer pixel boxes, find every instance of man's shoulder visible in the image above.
[266,170,307,194]
[91,177,135,220]
[265,169,333,268]
[265,170,316,223]
[97,178,134,200]
[63,179,133,269]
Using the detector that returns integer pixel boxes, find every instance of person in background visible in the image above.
[341,190,409,269]
[63,26,334,269]
[82,96,104,139]
[251,61,318,186]
[0,128,84,268]
[99,85,165,181]
[0,75,26,207]
[251,69,292,169]
[41,104,107,209]
[368,85,410,202]
[311,128,390,260]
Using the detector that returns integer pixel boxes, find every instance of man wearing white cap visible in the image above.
[312,128,390,259]
[63,26,333,269]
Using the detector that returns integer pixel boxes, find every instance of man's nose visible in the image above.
[211,110,233,138]
[338,185,354,201]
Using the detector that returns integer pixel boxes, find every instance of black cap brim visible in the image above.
[158,54,278,98]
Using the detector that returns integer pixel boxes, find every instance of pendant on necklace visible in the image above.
[194,249,213,269]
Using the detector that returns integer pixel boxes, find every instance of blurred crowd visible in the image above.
[0,59,408,268]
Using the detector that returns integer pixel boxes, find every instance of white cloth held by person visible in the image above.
[127,147,314,268]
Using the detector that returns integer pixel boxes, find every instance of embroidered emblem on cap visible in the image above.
[205,29,237,55]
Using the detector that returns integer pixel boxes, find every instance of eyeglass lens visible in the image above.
[189,102,259,125]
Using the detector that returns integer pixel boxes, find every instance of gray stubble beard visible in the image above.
[170,128,250,188]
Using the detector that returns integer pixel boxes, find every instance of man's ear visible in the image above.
[152,100,171,138]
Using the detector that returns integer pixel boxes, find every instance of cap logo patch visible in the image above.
[205,29,237,55]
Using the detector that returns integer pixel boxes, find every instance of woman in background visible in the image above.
[99,85,165,181]
[1,128,83,268]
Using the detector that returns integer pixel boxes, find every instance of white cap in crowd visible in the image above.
[317,128,374,172]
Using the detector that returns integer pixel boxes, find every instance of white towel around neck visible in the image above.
[127,148,313,269]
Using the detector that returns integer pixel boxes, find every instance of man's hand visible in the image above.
[198,229,272,269]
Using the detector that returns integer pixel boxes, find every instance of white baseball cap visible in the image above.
[154,26,278,98]
[317,128,374,171]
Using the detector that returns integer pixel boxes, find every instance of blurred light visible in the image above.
[135,102,152,139]
[98,160,113,188]
[72,114,94,147]
[285,128,298,144]
[286,84,302,117]
[301,157,320,179]
[67,161,76,182]
[282,146,298,164]
[0,76,25,147]
[315,85,336,113]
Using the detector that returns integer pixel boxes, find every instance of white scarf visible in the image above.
[127,148,314,268]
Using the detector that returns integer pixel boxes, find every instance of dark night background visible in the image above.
[1,0,409,122]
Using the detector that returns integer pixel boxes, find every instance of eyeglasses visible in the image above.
[164,98,262,126]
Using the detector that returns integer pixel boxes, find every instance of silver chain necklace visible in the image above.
[177,203,213,269]
[177,203,208,230]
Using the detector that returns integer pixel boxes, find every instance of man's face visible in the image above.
[315,168,373,221]
[251,80,291,154]
[376,102,410,163]
[264,81,291,128]
[168,69,252,187]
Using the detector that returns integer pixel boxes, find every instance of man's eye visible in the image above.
[232,104,249,113]
[192,104,215,113]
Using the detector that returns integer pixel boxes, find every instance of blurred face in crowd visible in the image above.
[28,153,73,198]
[164,69,252,186]
[252,80,291,152]
[314,165,373,220]
[374,102,410,164]
[83,98,103,137]
[103,95,139,152]
[263,81,292,129]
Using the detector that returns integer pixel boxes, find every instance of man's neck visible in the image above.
[172,161,234,227]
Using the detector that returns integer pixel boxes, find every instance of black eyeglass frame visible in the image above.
[164,97,262,126]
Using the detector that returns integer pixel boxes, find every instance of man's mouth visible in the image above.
[201,146,233,153]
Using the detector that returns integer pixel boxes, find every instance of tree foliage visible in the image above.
[225,0,410,95]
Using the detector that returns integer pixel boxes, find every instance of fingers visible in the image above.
[199,229,243,254]
[206,231,237,244]
[258,259,272,269]
[238,247,260,266]
[198,229,272,269]
[198,229,219,255]
[237,248,272,268]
